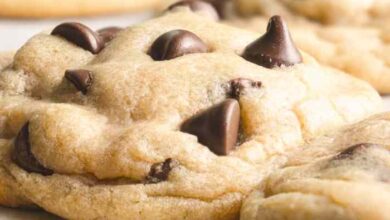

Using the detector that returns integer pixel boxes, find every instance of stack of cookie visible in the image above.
[0,1,389,219]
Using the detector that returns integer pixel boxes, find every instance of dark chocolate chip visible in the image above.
[145,158,179,184]
[150,29,208,61]
[97,26,123,44]
[65,69,93,95]
[12,123,53,176]
[181,99,240,155]
[51,22,103,54]
[334,143,380,160]
[168,0,219,21]
[242,15,302,68]
[228,78,262,99]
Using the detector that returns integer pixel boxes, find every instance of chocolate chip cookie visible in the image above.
[228,14,390,93]
[0,0,160,18]
[0,8,382,219]
[227,0,390,93]
[241,113,390,220]
[234,0,390,25]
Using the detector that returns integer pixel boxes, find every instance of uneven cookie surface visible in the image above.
[241,113,390,220]
[0,52,33,207]
[0,9,382,219]
[228,16,390,93]
[233,0,390,25]
[0,0,160,18]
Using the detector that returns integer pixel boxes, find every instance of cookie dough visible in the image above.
[241,113,390,220]
[0,9,382,219]
[0,0,160,18]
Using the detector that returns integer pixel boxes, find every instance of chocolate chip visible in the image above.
[145,158,179,184]
[242,15,302,68]
[65,69,93,95]
[228,78,262,99]
[51,22,103,54]
[181,99,240,155]
[334,143,380,160]
[97,26,123,45]
[150,29,208,61]
[168,0,219,21]
[12,123,53,176]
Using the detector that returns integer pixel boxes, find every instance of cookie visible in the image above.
[0,52,34,208]
[233,0,390,25]
[241,113,390,220]
[0,9,381,219]
[0,140,32,208]
[228,16,390,93]
[0,52,13,70]
[0,0,160,18]
[161,0,234,18]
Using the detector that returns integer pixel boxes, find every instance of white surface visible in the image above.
[0,12,153,51]
[0,12,390,220]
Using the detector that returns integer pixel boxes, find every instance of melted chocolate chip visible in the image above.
[12,123,53,176]
[145,158,179,184]
[181,99,240,155]
[168,0,219,21]
[150,29,208,61]
[333,143,380,160]
[65,69,93,95]
[51,22,103,54]
[97,26,123,45]
[242,15,302,68]
[228,78,262,99]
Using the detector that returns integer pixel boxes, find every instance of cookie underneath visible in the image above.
[241,113,390,220]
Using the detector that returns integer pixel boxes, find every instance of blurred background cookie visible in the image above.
[0,0,160,18]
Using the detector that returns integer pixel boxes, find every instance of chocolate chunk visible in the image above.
[181,99,240,155]
[242,15,302,68]
[168,0,219,21]
[145,158,179,184]
[334,143,379,160]
[150,29,208,61]
[97,26,123,44]
[65,69,93,95]
[51,22,103,54]
[12,123,53,176]
[228,78,262,99]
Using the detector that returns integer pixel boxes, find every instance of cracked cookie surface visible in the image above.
[0,9,382,219]
[241,113,390,220]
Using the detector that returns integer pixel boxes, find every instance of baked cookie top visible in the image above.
[241,113,390,220]
[0,8,382,219]
[233,0,390,25]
